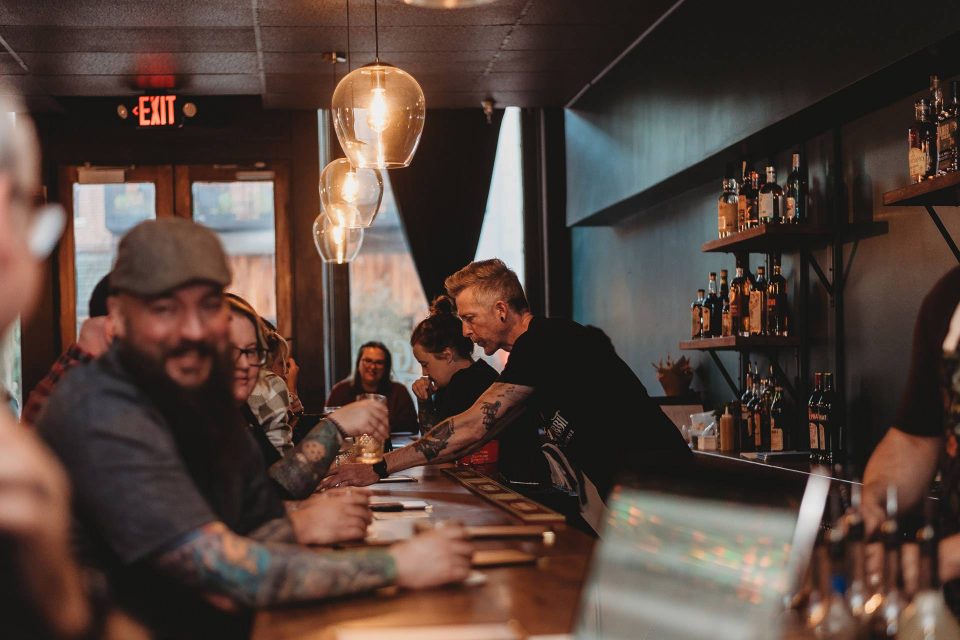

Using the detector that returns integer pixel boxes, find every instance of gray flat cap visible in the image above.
[111,218,232,296]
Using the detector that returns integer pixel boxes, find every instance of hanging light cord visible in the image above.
[374,0,379,62]
[345,0,351,72]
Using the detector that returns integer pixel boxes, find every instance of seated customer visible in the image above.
[326,341,419,433]
[39,219,474,638]
[411,295,548,483]
[325,259,692,533]
[21,272,113,425]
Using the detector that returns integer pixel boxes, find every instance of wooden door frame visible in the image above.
[57,164,174,347]
[173,163,293,338]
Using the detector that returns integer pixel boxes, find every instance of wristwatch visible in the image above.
[372,459,389,479]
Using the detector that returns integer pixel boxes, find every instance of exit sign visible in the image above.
[132,95,179,127]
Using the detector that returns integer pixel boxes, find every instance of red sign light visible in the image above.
[132,95,178,127]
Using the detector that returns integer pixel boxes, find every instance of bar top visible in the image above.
[251,464,595,640]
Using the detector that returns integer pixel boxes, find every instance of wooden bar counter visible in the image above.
[252,464,595,640]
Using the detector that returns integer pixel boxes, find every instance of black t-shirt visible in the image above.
[433,359,499,421]
[38,347,285,638]
[498,317,692,498]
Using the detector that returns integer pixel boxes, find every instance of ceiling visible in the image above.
[0,0,678,111]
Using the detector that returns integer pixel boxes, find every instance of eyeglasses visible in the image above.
[361,358,386,367]
[232,345,268,367]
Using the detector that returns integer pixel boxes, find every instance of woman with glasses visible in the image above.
[325,341,419,433]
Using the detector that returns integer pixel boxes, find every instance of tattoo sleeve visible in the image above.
[480,401,500,432]
[248,517,296,543]
[268,419,342,500]
[155,522,396,607]
[413,418,455,461]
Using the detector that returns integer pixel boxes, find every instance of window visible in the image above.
[72,183,156,333]
[349,177,428,390]
[191,181,277,325]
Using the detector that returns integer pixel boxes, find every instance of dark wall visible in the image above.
[567,7,960,467]
[23,97,329,409]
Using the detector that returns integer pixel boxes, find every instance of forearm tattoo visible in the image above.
[414,418,455,461]
[480,401,500,432]
[248,517,296,543]
[269,419,341,500]
[156,522,397,607]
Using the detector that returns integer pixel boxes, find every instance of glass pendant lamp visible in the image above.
[331,0,425,169]
[319,158,383,228]
[313,213,364,264]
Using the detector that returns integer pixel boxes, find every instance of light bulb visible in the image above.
[341,169,360,204]
[367,87,389,134]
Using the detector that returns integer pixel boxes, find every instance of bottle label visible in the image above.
[808,411,818,449]
[770,425,784,451]
[737,194,748,230]
[719,201,737,236]
[939,120,957,151]
[754,413,762,448]
[785,196,796,221]
[721,310,732,337]
[691,308,701,339]
[910,147,927,180]
[818,423,827,454]
[758,192,773,221]
[749,291,763,335]
[741,406,752,435]
[701,308,711,338]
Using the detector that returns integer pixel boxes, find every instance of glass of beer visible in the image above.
[356,393,387,464]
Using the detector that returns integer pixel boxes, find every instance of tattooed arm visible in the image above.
[268,419,342,499]
[155,522,396,608]
[383,383,533,474]
[247,517,297,543]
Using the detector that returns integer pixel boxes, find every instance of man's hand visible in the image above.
[391,526,474,589]
[411,377,436,401]
[289,487,373,545]
[320,463,380,489]
[76,316,111,358]
[330,400,389,440]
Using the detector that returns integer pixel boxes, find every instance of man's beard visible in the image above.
[116,337,249,517]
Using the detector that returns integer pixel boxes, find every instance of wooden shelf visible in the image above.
[882,172,960,207]
[701,224,831,254]
[679,335,801,351]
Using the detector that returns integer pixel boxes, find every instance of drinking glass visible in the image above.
[356,393,387,464]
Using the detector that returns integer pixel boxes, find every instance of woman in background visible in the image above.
[326,341,418,433]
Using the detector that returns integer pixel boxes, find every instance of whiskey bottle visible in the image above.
[737,161,750,232]
[740,370,755,453]
[909,99,938,183]
[691,289,705,340]
[758,166,784,225]
[749,265,768,335]
[705,272,723,338]
[819,373,835,465]
[745,171,761,228]
[769,384,785,452]
[938,80,959,175]
[730,260,750,337]
[720,269,732,337]
[931,75,944,121]
[750,375,765,451]
[808,373,823,463]
[767,257,789,337]
[786,152,806,224]
[718,178,739,238]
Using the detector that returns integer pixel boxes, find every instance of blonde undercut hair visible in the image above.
[444,258,529,312]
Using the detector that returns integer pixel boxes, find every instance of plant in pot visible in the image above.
[651,355,694,397]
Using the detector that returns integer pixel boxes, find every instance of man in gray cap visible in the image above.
[39,218,473,638]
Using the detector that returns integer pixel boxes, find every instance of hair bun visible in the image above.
[429,295,455,316]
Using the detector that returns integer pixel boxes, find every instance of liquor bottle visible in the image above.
[749,265,768,335]
[750,375,765,451]
[786,152,806,224]
[845,485,869,624]
[720,269,732,337]
[737,160,750,232]
[808,373,823,463]
[931,75,944,121]
[740,369,755,453]
[705,273,723,338]
[871,487,902,639]
[769,384,785,452]
[819,373,835,465]
[758,166,784,225]
[897,501,960,638]
[909,99,938,183]
[745,171,761,228]
[767,257,789,337]
[814,527,858,639]
[938,80,959,175]
[731,259,750,337]
[718,178,739,238]
[691,289,705,340]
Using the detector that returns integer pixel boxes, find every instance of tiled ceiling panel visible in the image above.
[0,0,679,109]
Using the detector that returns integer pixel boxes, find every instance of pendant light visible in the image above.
[313,213,364,264]
[332,0,425,169]
[402,0,498,7]
[319,158,383,228]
